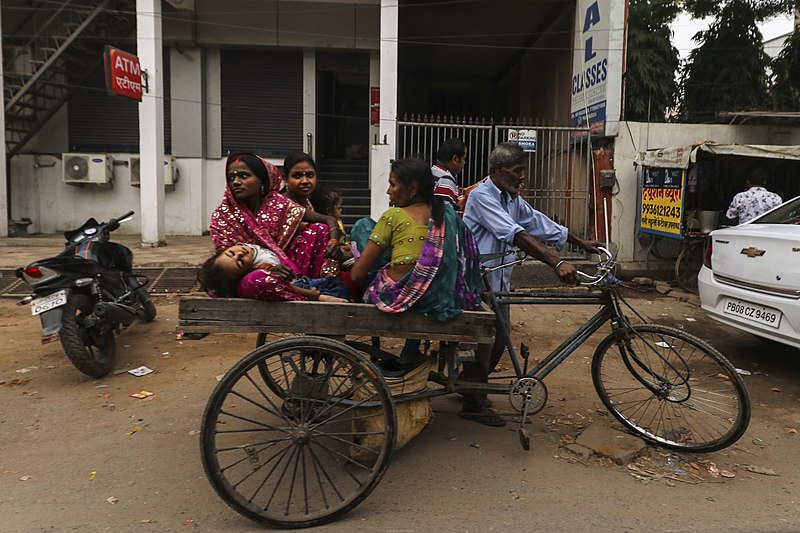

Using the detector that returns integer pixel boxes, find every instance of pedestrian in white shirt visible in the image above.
[726,171,782,224]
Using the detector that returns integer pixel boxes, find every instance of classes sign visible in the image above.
[103,46,143,101]
[569,0,625,138]
[639,167,684,238]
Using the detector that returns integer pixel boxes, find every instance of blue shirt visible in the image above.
[463,178,568,291]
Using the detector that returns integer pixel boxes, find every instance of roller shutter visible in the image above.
[221,49,302,158]
[68,49,171,153]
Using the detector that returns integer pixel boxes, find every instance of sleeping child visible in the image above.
[198,243,350,302]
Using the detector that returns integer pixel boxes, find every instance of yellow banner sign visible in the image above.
[639,168,684,238]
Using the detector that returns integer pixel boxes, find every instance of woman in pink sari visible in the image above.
[209,152,342,301]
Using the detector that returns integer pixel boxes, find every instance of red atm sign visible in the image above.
[104,46,143,101]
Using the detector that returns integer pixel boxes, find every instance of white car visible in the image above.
[698,195,800,350]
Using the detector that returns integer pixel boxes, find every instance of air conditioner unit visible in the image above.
[130,156,180,188]
[62,153,113,186]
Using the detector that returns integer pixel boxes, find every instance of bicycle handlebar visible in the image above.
[575,247,616,286]
[480,247,618,286]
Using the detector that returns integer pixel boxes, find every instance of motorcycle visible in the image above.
[15,211,157,378]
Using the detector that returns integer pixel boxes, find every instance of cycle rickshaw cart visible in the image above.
[636,142,800,290]
[179,249,751,529]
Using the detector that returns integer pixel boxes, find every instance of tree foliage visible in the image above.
[680,0,771,122]
[772,29,800,110]
[624,0,681,121]
[684,0,797,20]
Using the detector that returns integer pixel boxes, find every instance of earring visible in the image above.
[260,185,266,195]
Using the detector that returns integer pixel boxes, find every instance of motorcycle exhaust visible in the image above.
[93,302,137,326]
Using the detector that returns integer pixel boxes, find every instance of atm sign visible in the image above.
[104,46,143,101]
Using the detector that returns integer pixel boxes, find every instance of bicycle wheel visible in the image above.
[202,336,396,528]
[591,324,750,452]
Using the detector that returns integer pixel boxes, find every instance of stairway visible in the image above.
[318,158,371,232]
[3,0,136,156]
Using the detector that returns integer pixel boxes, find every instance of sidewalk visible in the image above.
[0,233,615,287]
[0,234,215,268]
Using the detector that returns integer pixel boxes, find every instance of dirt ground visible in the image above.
[1,288,799,533]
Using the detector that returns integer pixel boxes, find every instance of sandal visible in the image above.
[457,408,506,427]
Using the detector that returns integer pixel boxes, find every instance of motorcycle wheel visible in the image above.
[59,293,117,378]
[132,283,157,322]
[142,299,157,322]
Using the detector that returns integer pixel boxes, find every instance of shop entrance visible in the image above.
[637,143,800,289]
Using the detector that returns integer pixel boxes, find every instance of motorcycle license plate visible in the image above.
[31,290,67,316]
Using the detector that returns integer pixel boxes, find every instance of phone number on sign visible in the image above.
[724,298,782,329]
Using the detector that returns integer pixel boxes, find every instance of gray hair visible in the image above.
[489,142,526,173]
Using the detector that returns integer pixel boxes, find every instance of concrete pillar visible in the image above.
[170,47,203,157]
[379,0,398,158]
[0,6,7,237]
[137,0,165,246]
[204,47,222,159]
[303,50,316,158]
[370,144,391,220]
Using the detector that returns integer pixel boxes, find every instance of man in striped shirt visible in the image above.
[432,138,468,211]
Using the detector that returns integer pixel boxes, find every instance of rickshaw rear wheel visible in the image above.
[202,336,396,528]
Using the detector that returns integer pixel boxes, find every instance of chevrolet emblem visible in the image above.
[740,247,766,258]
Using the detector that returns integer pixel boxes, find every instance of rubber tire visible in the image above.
[255,332,267,349]
[202,336,396,528]
[59,293,117,378]
[591,324,750,452]
[133,286,157,322]
[141,298,157,322]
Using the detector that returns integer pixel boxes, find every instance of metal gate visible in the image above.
[396,116,594,257]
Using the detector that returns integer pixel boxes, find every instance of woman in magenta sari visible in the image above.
[209,152,342,301]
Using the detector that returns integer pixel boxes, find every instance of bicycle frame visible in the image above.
[407,252,632,402]
[490,287,623,382]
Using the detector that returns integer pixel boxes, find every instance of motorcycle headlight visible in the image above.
[22,265,59,285]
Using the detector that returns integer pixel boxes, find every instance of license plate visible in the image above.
[31,290,67,316]
[723,298,782,329]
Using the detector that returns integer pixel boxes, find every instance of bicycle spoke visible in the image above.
[592,325,749,452]
[202,337,395,528]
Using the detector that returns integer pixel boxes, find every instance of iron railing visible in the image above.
[396,115,593,257]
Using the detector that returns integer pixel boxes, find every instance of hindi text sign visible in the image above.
[639,167,685,239]
[104,46,143,101]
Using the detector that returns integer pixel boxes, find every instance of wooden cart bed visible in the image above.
[178,296,496,344]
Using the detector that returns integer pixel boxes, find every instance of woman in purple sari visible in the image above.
[209,152,342,301]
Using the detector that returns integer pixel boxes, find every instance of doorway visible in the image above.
[316,53,370,161]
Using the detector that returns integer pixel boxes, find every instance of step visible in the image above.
[337,188,371,198]
[344,197,371,207]
[341,213,371,224]
[320,162,369,172]
[323,170,368,178]
[323,180,370,189]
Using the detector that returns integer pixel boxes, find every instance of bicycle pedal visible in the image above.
[518,427,531,451]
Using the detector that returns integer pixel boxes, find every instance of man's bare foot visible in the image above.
[318,294,349,303]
